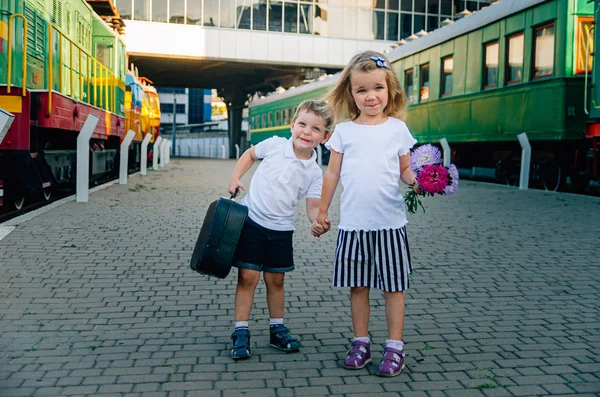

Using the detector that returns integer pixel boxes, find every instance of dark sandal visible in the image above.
[231,328,251,360]
[269,324,300,352]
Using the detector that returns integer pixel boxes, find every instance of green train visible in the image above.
[0,0,160,210]
[248,0,600,192]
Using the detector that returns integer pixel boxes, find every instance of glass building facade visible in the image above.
[115,0,492,42]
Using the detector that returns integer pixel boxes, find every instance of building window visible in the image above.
[387,12,399,41]
[170,0,185,24]
[134,0,149,21]
[506,32,524,84]
[284,2,298,33]
[405,69,414,103]
[152,0,167,23]
[373,11,384,40]
[483,41,499,89]
[236,0,252,29]
[441,56,453,97]
[419,64,429,102]
[533,22,554,79]
[576,17,593,74]
[269,0,283,32]
[203,0,218,27]
[299,3,313,34]
[401,13,412,39]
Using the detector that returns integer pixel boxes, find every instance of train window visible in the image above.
[268,112,273,127]
[275,110,280,126]
[262,113,266,128]
[483,41,499,89]
[283,108,289,124]
[441,56,453,97]
[576,17,594,74]
[532,22,554,79]
[419,64,429,102]
[506,32,524,84]
[405,69,414,103]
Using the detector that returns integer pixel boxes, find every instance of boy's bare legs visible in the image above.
[350,287,370,337]
[263,272,285,318]
[384,291,405,340]
[234,268,261,321]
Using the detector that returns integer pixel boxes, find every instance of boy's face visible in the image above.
[290,110,329,156]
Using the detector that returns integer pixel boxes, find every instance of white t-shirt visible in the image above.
[241,137,323,231]
[324,117,417,231]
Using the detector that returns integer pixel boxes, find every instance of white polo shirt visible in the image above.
[241,137,323,231]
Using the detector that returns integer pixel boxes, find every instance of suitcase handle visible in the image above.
[230,188,239,200]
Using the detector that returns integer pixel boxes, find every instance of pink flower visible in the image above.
[417,165,449,194]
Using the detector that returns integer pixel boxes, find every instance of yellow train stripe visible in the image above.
[0,21,7,41]
[250,126,290,134]
[0,95,22,113]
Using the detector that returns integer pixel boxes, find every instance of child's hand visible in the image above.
[313,212,331,237]
[311,220,325,237]
[413,183,423,194]
[228,179,246,195]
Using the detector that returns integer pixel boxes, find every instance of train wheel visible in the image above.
[43,188,52,201]
[542,165,562,192]
[14,196,25,211]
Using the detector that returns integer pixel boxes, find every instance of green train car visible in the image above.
[0,0,147,209]
[248,0,600,192]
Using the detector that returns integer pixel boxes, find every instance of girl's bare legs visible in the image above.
[234,268,261,321]
[384,291,405,340]
[263,272,285,318]
[350,287,370,337]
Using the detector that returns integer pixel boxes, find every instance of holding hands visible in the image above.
[312,212,331,237]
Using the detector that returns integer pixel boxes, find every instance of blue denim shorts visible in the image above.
[233,217,295,273]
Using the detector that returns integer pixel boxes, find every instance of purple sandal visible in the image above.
[344,340,371,369]
[377,346,405,377]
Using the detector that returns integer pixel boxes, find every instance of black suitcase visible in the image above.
[190,191,248,278]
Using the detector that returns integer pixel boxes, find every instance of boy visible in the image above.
[227,99,334,360]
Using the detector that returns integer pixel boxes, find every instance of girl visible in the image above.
[315,50,421,377]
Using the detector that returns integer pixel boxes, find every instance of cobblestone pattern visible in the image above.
[0,158,599,397]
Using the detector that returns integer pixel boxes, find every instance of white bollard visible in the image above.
[517,132,531,190]
[198,144,201,157]
[167,141,171,164]
[235,144,240,159]
[76,114,100,203]
[210,146,214,158]
[221,144,226,159]
[440,138,451,167]
[119,130,136,184]
[160,139,168,167]
[153,136,163,171]
[140,133,152,176]
[317,145,323,166]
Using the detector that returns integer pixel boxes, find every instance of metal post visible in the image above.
[517,132,531,190]
[153,136,163,170]
[221,144,226,159]
[140,133,152,176]
[76,114,100,202]
[235,143,240,159]
[119,130,136,184]
[440,138,451,166]
[160,139,168,167]
[317,145,323,166]
[172,93,177,156]
[166,141,171,164]
[198,143,201,158]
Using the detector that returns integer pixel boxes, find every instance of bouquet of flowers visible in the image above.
[404,144,458,214]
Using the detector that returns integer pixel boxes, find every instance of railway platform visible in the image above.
[0,158,599,397]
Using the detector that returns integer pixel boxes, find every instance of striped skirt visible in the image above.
[332,226,412,292]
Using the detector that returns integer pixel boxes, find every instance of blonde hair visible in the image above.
[325,50,407,121]
[292,99,335,132]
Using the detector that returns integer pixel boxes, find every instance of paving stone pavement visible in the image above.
[1,158,599,397]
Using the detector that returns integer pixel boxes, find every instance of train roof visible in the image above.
[386,0,548,61]
[249,0,549,110]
